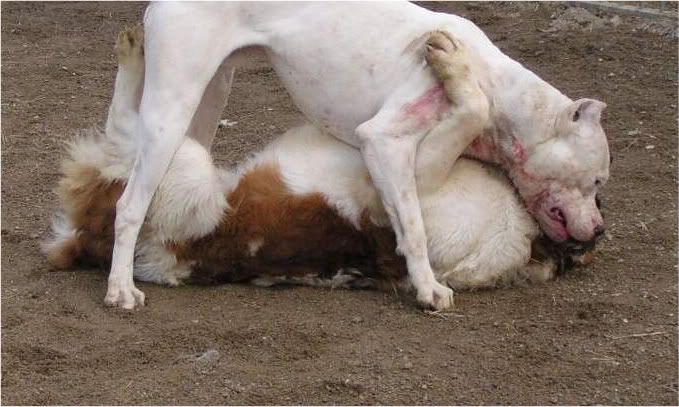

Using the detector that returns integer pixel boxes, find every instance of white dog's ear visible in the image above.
[570,98,607,123]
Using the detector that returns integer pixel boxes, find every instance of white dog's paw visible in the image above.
[104,279,145,310]
[114,25,144,63]
[416,280,455,310]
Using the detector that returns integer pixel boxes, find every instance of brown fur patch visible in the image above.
[45,233,83,269]
[52,158,408,288]
[55,161,123,268]
[175,164,404,285]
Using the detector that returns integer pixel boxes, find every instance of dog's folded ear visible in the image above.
[569,98,607,123]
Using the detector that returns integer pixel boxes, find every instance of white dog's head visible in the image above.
[513,98,610,244]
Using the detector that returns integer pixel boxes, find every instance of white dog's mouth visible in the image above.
[542,206,569,242]
[549,207,567,227]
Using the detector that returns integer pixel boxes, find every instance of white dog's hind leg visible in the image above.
[106,6,261,309]
[106,26,145,143]
[101,26,148,308]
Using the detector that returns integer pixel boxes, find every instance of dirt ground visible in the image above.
[1,2,677,405]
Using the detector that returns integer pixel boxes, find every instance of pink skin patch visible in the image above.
[525,191,570,242]
[465,134,563,240]
[511,137,527,163]
[518,175,571,242]
[401,93,572,242]
[399,84,450,131]
[544,208,569,242]
[466,138,497,163]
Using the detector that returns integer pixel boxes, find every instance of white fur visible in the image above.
[64,127,137,183]
[146,138,230,243]
[133,232,193,286]
[240,125,379,229]
[41,211,78,260]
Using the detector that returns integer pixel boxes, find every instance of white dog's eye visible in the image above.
[594,179,602,187]
[573,110,580,122]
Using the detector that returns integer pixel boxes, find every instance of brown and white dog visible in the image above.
[43,28,598,296]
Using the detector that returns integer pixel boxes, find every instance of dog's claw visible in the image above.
[426,30,460,54]
[425,30,470,88]
[104,281,145,310]
[417,280,454,310]
[114,24,144,61]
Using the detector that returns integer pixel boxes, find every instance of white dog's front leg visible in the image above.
[355,32,490,310]
[358,129,453,310]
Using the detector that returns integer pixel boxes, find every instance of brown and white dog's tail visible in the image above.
[42,212,82,270]
[41,129,130,269]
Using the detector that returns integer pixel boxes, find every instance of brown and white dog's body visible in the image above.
[44,29,593,292]
[46,123,562,291]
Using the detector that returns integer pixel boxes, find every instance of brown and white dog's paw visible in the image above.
[571,251,595,267]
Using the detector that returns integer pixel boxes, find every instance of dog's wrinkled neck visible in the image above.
[463,117,524,171]
[463,118,542,215]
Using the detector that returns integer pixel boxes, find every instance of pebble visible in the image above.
[194,349,220,364]
[403,356,413,369]
[218,119,238,128]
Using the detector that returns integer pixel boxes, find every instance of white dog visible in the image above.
[43,28,598,296]
[104,2,610,310]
